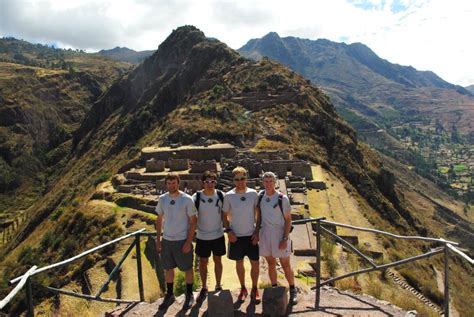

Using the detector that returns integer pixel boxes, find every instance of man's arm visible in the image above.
[279,210,292,250]
[155,214,163,253]
[223,211,237,243]
[182,215,197,253]
[251,206,260,244]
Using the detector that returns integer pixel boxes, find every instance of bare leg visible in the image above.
[280,257,295,286]
[250,260,259,289]
[185,268,194,284]
[199,257,209,289]
[265,256,278,285]
[213,255,223,287]
[236,260,246,288]
[165,269,175,283]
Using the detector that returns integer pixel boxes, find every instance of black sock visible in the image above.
[289,285,295,290]
[272,284,277,287]
[186,283,193,294]
[166,283,174,295]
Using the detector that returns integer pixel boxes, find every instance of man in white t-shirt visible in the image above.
[257,171,298,304]
[155,173,197,311]
[222,166,261,303]
[192,171,226,301]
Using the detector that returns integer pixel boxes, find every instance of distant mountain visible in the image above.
[466,84,474,94]
[98,46,155,64]
[1,27,472,316]
[0,37,130,215]
[239,32,474,164]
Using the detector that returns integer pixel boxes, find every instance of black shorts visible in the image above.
[195,236,226,258]
[228,236,259,261]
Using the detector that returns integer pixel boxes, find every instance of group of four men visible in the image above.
[155,167,297,311]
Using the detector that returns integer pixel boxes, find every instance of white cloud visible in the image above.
[0,0,472,85]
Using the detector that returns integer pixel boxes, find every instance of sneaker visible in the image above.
[289,288,298,305]
[215,285,223,291]
[159,293,175,310]
[183,293,195,310]
[237,287,248,301]
[250,288,261,303]
[197,288,208,302]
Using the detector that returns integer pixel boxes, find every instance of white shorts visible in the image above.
[259,227,291,258]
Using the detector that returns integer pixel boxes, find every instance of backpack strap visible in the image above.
[277,192,284,216]
[258,190,265,209]
[216,190,224,207]
[194,191,201,211]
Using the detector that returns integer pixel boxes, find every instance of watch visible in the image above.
[282,236,288,241]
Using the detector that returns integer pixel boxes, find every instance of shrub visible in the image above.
[94,172,112,186]
[50,207,64,221]
[174,271,200,296]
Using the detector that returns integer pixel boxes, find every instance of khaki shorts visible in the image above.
[259,227,291,258]
[160,239,194,271]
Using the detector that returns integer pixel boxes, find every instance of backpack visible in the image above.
[258,190,294,232]
[194,190,224,213]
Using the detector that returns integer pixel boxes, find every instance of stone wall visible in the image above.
[141,144,236,161]
[155,179,202,193]
[169,159,189,171]
[262,161,313,180]
[190,160,218,173]
[145,159,165,172]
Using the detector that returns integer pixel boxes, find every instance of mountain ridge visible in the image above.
[1,26,472,316]
[98,46,155,64]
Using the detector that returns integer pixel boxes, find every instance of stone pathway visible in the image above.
[105,286,409,316]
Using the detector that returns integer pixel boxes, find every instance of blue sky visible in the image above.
[0,0,473,86]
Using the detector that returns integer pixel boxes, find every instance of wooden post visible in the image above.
[444,244,450,317]
[135,234,145,301]
[26,277,34,317]
[315,219,321,308]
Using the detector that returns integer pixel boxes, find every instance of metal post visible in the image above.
[444,244,450,317]
[135,234,145,301]
[315,219,321,308]
[26,277,34,317]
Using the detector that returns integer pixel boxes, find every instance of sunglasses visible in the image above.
[203,180,216,184]
[234,176,247,181]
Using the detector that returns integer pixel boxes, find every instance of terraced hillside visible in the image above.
[0,27,472,316]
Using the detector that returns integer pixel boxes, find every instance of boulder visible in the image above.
[207,289,234,317]
[262,286,288,316]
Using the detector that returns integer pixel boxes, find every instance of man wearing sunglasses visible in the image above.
[222,166,261,303]
[155,173,198,311]
[192,171,226,301]
[258,171,298,305]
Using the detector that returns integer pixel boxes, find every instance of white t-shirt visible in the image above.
[155,191,197,241]
[259,191,291,229]
[192,191,224,240]
[222,188,259,237]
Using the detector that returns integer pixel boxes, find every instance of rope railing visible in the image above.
[1,218,472,316]
[2,228,146,316]
[8,228,146,286]
[0,266,37,310]
[292,217,473,317]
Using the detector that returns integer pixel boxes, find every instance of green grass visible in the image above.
[453,164,467,172]
[438,166,449,174]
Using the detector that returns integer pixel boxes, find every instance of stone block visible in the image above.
[307,181,326,190]
[189,160,218,173]
[293,249,317,256]
[207,289,234,317]
[145,159,165,172]
[262,286,288,317]
[168,159,189,171]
